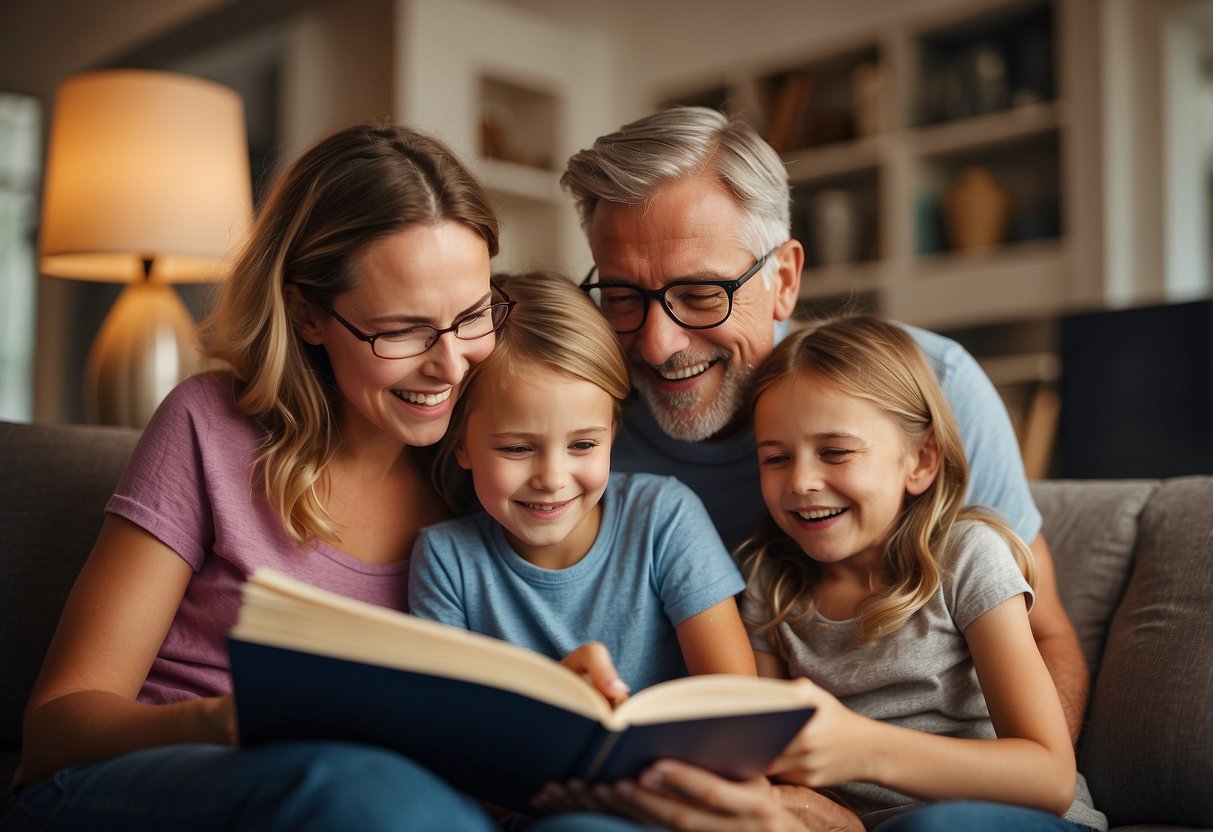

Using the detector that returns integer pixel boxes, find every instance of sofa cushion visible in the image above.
[0,420,139,787]
[1030,479,1157,682]
[1077,476,1213,827]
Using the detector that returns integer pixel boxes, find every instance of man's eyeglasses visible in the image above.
[579,247,777,334]
[322,280,515,360]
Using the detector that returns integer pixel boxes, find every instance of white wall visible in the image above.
[280,0,394,163]
[395,0,614,274]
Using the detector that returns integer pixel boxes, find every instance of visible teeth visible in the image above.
[658,361,711,381]
[523,502,559,512]
[796,507,845,521]
[394,388,451,406]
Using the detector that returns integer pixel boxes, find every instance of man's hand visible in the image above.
[534,759,860,832]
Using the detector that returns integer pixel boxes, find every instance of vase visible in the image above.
[809,189,861,266]
[944,166,1010,252]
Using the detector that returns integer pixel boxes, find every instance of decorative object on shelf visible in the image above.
[38,69,253,427]
[766,71,814,154]
[1009,13,1055,107]
[480,98,520,164]
[479,77,557,171]
[914,191,945,255]
[809,189,862,267]
[970,42,1009,115]
[943,166,1009,252]
[852,62,887,137]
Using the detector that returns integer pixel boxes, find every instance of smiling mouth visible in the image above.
[655,359,717,381]
[795,507,847,522]
[392,388,451,406]
[519,500,571,512]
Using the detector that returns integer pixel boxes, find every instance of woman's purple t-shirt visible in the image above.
[107,374,410,705]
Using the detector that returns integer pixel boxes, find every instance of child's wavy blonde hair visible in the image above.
[739,315,1035,651]
[433,270,630,513]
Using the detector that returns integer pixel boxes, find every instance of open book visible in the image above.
[229,568,815,813]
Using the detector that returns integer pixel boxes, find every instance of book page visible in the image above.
[232,569,612,722]
[610,674,812,730]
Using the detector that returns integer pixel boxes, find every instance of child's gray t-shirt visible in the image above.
[743,519,1106,830]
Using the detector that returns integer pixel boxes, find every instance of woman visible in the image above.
[5,122,513,831]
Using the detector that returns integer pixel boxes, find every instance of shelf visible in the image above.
[979,350,1061,387]
[888,238,1070,329]
[908,99,1062,158]
[784,135,884,184]
[799,258,890,301]
[477,157,563,204]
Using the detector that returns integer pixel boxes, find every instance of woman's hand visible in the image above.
[202,693,239,745]
[766,678,878,789]
[560,642,629,708]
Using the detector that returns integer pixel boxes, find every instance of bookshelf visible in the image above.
[658,0,1094,473]
[659,0,1085,335]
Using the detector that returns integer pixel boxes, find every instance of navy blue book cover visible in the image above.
[230,639,813,814]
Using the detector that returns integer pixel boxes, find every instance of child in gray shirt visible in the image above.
[740,315,1105,831]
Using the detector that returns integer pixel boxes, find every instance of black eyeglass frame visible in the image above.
[578,247,779,334]
[320,279,516,360]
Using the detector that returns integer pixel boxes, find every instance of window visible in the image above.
[0,93,39,422]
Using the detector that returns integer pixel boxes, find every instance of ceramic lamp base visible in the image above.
[84,280,200,427]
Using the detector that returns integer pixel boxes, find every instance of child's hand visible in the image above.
[560,642,630,707]
[767,678,878,788]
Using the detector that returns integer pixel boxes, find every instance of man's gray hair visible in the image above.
[561,106,790,260]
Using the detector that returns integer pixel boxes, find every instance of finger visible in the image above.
[589,781,655,823]
[615,777,780,832]
[766,765,817,788]
[531,780,598,814]
[566,778,612,814]
[766,748,811,777]
[607,779,699,828]
[641,760,770,811]
[561,642,630,706]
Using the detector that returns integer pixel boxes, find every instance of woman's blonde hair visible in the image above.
[434,270,630,512]
[200,121,499,545]
[739,315,1035,651]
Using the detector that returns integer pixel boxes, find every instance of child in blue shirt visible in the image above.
[408,270,756,696]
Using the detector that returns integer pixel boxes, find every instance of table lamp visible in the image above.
[38,68,253,427]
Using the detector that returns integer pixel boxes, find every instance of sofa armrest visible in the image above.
[0,420,139,786]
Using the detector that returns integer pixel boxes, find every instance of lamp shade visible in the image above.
[39,69,253,283]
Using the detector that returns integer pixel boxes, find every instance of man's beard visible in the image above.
[633,354,754,442]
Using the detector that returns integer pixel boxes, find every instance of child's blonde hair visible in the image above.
[739,315,1035,651]
[434,270,630,512]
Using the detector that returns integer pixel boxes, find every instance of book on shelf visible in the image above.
[228,568,816,814]
[766,70,814,154]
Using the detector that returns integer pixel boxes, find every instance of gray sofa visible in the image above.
[1,418,1210,829]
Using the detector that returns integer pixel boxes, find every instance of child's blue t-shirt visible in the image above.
[408,472,744,693]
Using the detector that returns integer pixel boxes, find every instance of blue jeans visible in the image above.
[874,801,1095,832]
[1,742,652,832]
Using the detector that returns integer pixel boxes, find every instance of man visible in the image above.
[560,106,1088,828]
